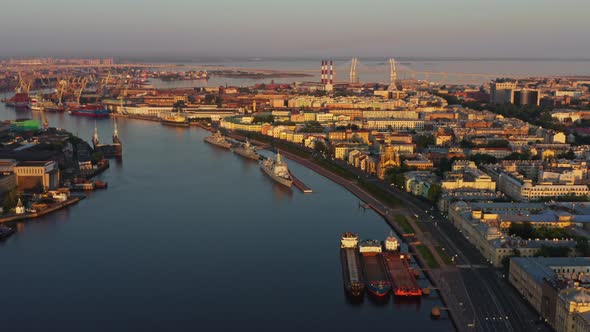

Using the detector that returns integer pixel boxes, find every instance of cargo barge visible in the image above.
[359,239,390,297]
[382,252,422,297]
[340,233,365,297]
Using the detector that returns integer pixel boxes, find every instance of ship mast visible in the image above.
[92,121,99,147]
[113,119,119,143]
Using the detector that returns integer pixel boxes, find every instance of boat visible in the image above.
[68,104,110,117]
[31,100,59,112]
[92,121,123,158]
[160,111,189,127]
[382,252,422,297]
[233,139,260,160]
[204,131,232,149]
[359,239,390,297]
[0,225,15,240]
[340,233,365,297]
[260,151,293,188]
[5,92,31,109]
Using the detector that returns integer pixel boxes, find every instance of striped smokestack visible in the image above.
[329,60,334,84]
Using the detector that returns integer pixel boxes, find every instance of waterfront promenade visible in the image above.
[0,196,83,224]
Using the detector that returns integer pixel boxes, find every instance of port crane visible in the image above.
[74,77,89,105]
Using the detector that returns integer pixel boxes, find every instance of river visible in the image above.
[0,95,452,331]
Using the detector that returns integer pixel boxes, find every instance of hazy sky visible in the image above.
[0,0,588,59]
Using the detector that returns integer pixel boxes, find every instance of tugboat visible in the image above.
[260,151,293,188]
[233,139,260,160]
[340,232,365,297]
[204,131,232,149]
[359,239,391,297]
[0,225,15,240]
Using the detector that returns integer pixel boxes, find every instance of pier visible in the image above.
[289,171,313,193]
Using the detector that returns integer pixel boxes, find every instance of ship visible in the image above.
[382,252,422,297]
[160,111,189,127]
[31,100,59,112]
[359,239,391,297]
[4,92,31,109]
[0,225,15,240]
[260,151,292,188]
[204,131,232,149]
[92,121,123,158]
[340,233,365,297]
[68,104,110,118]
[233,139,260,160]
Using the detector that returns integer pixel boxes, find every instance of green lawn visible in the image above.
[435,246,454,265]
[358,180,401,208]
[416,244,440,269]
[394,215,415,234]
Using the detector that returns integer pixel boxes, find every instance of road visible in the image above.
[346,165,551,332]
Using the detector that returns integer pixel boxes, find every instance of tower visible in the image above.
[388,58,398,91]
[349,58,358,84]
[92,122,99,147]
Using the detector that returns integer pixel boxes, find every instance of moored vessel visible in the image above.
[359,239,390,297]
[382,252,422,297]
[260,151,292,188]
[204,131,233,149]
[68,104,109,117]
[340,232,365,297]
[160,111,189,127]
[233,139,259,160]
[0,225,16,240]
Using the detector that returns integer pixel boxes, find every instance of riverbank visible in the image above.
[0,196,84,224]
[220,129,461,328]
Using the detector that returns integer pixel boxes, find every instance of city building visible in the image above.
[14,161,60,192]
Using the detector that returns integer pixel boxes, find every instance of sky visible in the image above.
[0,0,589,59]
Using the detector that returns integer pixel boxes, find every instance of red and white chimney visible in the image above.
[329,60,334,84]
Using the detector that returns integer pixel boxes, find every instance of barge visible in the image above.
[340,233,365,297]
[359,239,390,297]
[382,252,422,297]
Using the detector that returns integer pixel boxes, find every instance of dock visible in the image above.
[290,171,313,193]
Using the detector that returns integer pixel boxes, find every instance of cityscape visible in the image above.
[1,1,590,332]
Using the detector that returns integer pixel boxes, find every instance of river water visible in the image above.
[0,95,452,331]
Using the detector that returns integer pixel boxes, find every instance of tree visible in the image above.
[427,184,442,203]
[509,222,534,239]
[534,245,571,258]
[470,153,498,165]
[204,94,217,104]
[173,100,185,112]
[2,188,18,211]
[313,140,328,157]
